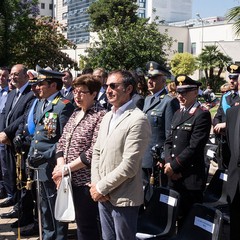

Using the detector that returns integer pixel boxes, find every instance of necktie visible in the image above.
[6,90,20,126]
[42,99,48,113]
[150,96,155,105]
[12,90,20,108]
[64,90,68,97]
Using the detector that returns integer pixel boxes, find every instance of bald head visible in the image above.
[9,64,28,89]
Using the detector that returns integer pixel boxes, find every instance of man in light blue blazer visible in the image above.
[90,70,151,240]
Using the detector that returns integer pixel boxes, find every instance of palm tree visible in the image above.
[226,6,240,36]
[197,45,232,91]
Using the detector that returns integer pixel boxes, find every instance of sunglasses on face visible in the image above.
[148,74,164,80]
[103,82,123,90]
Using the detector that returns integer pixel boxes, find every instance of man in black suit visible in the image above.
[226,104,240,240]
[164,74,211,227]
[0,74,41,229]
[0,64,35,207]
[28,68,74,239]
[93,67,112,110]
[142,61,179,186]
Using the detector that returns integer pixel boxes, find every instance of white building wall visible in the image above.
[147,0,192,23]
[158,25,189,61]
[39,0,53,17]
[189,22,240,62]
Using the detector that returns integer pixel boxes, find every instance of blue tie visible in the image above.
[27,99,38,135]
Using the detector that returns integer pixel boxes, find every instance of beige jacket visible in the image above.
[91,103,151,207]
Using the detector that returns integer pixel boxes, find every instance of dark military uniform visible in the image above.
[28,93,74,240]
[164,74,212,226]
[142,61,179,186]
[28,68,75,240]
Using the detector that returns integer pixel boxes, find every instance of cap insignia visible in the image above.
[177,76,186,86]
[150,63,154,71]
[230,64,238,73]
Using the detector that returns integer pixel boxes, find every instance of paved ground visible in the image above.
[0,198,77,240]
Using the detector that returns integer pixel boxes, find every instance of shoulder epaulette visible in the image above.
[52,96,60,105]
[199,105,209,111]
[61,99,70,104]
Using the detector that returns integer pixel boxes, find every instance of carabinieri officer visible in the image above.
[164,74,211,228]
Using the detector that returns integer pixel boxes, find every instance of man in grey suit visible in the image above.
[89,70,151,240]
[142,61,179,186]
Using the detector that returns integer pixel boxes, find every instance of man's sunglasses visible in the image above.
[103,82,123,90]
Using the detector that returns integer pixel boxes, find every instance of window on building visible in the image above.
[41,3,45,9]
[178,42,184,53]
[138,9,145,18]
[63,0,67,6]
[191,42,196,55]
[62,12,68,20]
[49,4,53,10]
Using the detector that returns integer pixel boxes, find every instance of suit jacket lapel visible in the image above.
[144,89,167,112]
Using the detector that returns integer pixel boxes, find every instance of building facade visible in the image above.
[139,0,192,23]
[38,0,240,80]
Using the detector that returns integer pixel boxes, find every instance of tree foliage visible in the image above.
[226,6,240,36]
[0,0,76,69]
[170,52,197,76]
[197,45,232,91]
[88,0,139,32]
[83,0,173,71]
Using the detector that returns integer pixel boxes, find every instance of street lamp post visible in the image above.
[196,13,204,80]
[196,13,204,53]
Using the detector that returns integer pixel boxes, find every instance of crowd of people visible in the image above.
[0,61,239,240]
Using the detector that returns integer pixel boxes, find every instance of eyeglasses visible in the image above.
[73,90,90,95]
[103,82,123,90]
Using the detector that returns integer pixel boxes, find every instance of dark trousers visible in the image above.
[4,145,17,199]
[40,180,68,240]
[229,189,240,240]
[72,185,101,240]
[0,144,6,191]
[171,186,203,229]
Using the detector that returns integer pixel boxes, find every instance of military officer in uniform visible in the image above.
[164,74,211,227]
[213,64,240,169]
[28,68,75,240]
[142,61,179,186]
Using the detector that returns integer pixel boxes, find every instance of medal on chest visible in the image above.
[43,112,58,138]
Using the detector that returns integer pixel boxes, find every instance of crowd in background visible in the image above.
[0,62,239,240]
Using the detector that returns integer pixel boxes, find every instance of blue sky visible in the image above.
[192,0,240,18]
